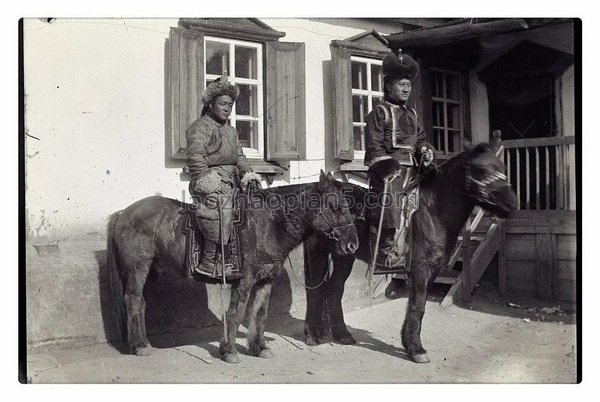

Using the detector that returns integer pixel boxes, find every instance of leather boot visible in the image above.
[374,228,405,271]
[195,240,221,276]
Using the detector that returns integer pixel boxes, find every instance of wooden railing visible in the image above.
[500,136,575,210]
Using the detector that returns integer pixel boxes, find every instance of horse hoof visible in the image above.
[258,348,274,359]
[305,336,320,346]
[411,354,430,364]
[134,346,153,356]
[222,353,241,364]
[334,335,356,345]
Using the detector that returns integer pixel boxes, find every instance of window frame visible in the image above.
[204,35,264,159]
[429,67,464,155]
[165,19,302,175]
[330,31,390,167]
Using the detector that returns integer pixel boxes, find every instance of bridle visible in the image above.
[464,162,508,206]
[429,156,508,206]
[316,206,356,242]
[287,202,355,243]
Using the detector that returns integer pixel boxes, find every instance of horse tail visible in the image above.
[106,210,126,341]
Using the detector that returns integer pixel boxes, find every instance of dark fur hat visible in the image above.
[382,50,419,80]
[201,73,240,105]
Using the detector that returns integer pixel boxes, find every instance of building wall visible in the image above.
[24,18,180,240]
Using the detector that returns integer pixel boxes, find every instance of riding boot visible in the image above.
[195,240,221,277]
[374,228,406,271]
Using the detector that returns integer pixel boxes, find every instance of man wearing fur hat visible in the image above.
[186,75,262,277]
[365,50,435,271]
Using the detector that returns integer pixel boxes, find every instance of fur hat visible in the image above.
[382,50,419,80]
[201,73,240,105]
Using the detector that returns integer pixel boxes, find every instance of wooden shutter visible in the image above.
[331,45,354,161]
[165,28,204,160]
[265,41,306,161]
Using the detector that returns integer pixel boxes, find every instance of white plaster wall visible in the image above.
[24,18,180,239]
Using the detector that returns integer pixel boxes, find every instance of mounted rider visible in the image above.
[186,74,262,277]
[364,50,436,272]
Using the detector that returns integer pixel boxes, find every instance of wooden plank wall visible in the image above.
[504,210,577,302]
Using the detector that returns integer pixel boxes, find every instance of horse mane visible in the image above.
[418,142,494,188]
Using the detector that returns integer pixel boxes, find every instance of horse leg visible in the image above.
[401,263,433,363]
[328,255,356,345]
[247,280,274,358]
[123,262,152,356]
[303,237,329,345]
[219,275,254,364]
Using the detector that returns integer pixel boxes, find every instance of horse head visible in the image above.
[462,143,518,217]
[308,171,359,256]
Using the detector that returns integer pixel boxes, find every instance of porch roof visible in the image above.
[386,18,567,50]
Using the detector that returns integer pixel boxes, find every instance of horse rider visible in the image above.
[186,74,262,277]
[364,50,436,271]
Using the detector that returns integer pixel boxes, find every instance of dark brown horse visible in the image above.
[107,172,358,363]
[303,143,517,363]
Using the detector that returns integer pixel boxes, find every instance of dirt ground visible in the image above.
[25,280,577,384]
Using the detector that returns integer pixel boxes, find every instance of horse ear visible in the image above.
[319,170,333,191]
[463,139,473,151]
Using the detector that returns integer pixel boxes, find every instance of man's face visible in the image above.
[210,95,234,122]
[389,78,412,103]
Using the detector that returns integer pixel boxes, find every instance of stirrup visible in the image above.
[373,253,408,275]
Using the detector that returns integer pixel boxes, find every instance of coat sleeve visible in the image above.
[235,138,253,176]
[186,123,210,182]
[365,106,388,161]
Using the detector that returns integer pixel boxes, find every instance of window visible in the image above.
[351,56,383,159]
[205,36,263,158]
[330,31,390,165]
[165,19,305,171]
[430,69,463,154]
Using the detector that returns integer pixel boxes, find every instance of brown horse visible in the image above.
[304,143,517,363]
[107,172,358,363]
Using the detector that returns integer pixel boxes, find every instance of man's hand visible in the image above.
[421,146,435,166]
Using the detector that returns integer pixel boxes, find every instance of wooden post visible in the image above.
[491,130,502,152]
[462,220,472,303]
[536,226,554,301]
[498,219,507,296]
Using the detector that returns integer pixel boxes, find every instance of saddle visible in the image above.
[182,194,246,281]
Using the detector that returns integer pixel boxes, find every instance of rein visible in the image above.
[286,254,332,290]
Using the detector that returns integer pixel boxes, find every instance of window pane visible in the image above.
[236,84,258,117]
[432,101,444,127]
[433,128,445,153]
[448,130,460,153]
[236,120,258,150]
[353,126,364,150]
[206,41,230,76]
[371,64,383,92]
[447,103,461,129]
[235,46,257,79]
[352,95,368,123]
[351,62,368,90]
[431,71,443,98]
[445,74,460,101]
